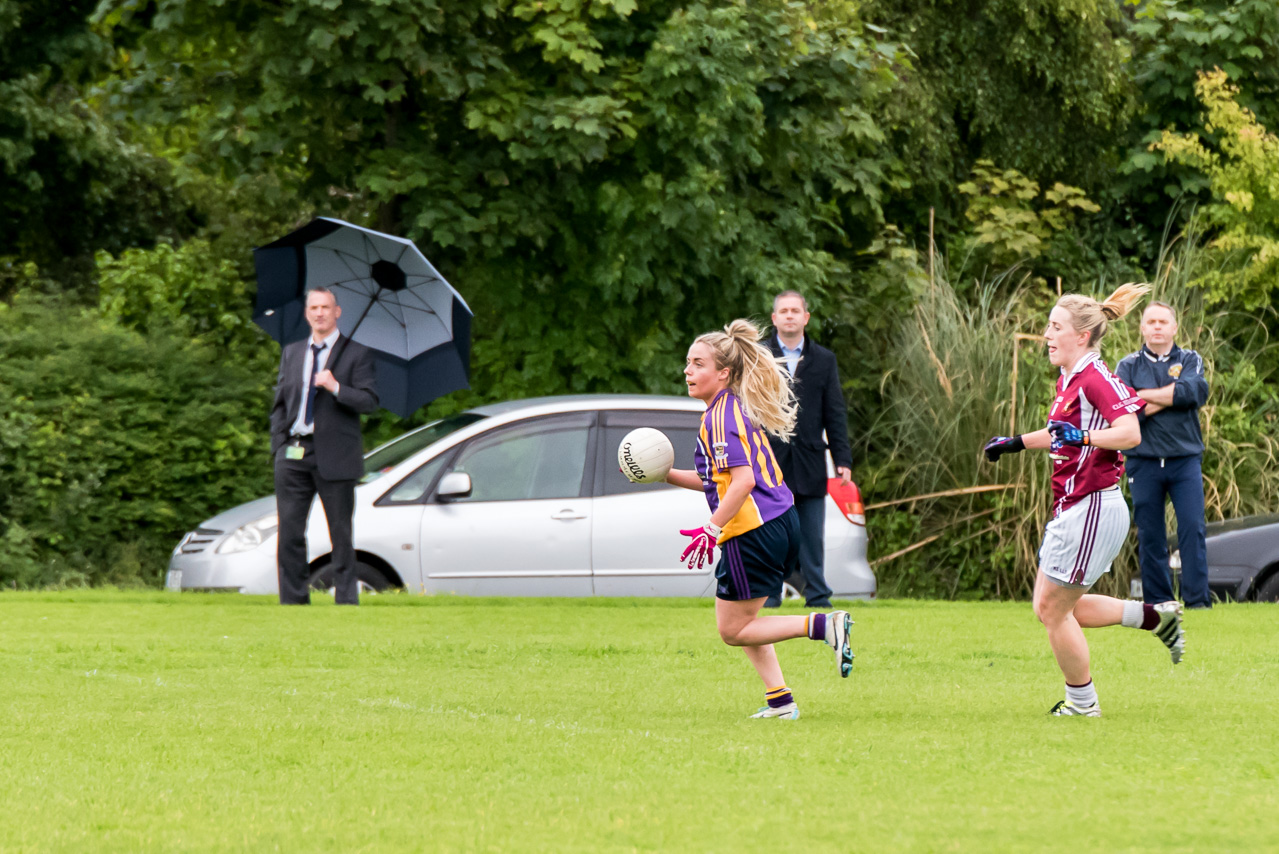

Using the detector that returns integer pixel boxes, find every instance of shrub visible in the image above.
[0,296,273,587]
[96,239,264,360]
[955,160,1102,278]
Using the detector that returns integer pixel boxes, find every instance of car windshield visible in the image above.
[360,412,486,483]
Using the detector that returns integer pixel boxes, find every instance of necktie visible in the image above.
[305,342,327,426]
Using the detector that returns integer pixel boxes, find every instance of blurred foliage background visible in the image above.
[2,0,1277,592]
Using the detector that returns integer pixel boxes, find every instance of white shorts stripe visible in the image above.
[1039,488,1130,588]
[1069,492,1101,584]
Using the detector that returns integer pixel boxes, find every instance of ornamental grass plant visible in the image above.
[862,230,1279,600]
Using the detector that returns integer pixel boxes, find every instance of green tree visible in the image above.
[1120,0,1279,213]
[97,239,270,364]
[107,0,905,407]
[957,159,1101,269]
[862,0,1130,237]
[0,0,189,294]
[1154,69,1279,311]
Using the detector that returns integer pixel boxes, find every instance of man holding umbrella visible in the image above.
[270,287,379,605]
[255,216,473,602]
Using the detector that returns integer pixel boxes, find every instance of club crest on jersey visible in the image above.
[1169,363,1183,378]
[712,441,729,466]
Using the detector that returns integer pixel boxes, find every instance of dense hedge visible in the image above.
[0,298,273,586]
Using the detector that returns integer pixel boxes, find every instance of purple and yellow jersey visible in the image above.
[694,389,795,542]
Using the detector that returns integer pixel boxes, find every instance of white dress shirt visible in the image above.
[778,335,805,376]
[290,329,340,436]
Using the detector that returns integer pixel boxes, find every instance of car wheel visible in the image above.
[308,561,391,596]
[780,581,803,601]
[1254,572,1279,603]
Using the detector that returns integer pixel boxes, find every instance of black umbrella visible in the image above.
[253,217,472,418]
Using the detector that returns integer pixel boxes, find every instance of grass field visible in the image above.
[1,591,1276,853]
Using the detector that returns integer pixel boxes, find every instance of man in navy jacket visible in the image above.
[764,291,854,608]
[1117,302,1211,608]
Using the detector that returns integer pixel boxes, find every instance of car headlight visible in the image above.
[216,513,280,554]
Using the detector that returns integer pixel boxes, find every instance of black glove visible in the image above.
[983,434,1025,462]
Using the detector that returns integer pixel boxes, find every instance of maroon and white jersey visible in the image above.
[1047,352,1144,517]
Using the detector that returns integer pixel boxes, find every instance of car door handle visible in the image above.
[550,510,587,521]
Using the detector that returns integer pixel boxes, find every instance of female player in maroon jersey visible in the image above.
[983,284,1186,717]
[634,319,853,720]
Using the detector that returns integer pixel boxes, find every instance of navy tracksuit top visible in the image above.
[1115,344,1209,459]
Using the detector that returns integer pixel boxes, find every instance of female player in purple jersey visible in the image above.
[983,284,1186,717]
[654,319,853,720]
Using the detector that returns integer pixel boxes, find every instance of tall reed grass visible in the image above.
[863,232,1279,600]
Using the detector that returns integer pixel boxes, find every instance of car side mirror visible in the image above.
[436,471,473,502]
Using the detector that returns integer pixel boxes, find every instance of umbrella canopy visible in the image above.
[253,217,472,418]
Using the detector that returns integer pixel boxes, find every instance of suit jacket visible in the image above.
[767,334,853,497]
[270,335,380,481]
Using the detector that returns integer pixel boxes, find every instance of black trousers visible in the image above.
[274,439,359,605]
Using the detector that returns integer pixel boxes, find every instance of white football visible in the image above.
[617,428,675,484]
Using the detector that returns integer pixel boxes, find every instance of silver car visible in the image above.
[167,395,876,599]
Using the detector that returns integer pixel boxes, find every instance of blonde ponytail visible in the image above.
[1099,282,1152,320]
[695,319,798,439]
[1056,282,1152,348]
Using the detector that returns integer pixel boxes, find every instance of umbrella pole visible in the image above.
[327,291,380,368]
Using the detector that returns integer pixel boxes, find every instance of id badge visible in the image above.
[285,444,306,460]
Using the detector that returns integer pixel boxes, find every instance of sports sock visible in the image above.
[1141,604,1162,631]
[765,685,793,709]
[806,613,827,641]
[1121,600,1162,630]
[1065,680,1098,709]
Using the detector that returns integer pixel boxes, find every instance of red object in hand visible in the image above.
[679,525,718,570]
[827,478,866,526]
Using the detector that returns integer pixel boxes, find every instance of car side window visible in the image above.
[381,454,452,504]
[449,416,593,502]
[597,411,702,497]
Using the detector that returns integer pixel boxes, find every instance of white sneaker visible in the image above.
[825,610,854,677]
[1049,700,1101,717]
[1152,601,1185,664]
[750,702,800,720]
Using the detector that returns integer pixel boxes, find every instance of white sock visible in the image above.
[1066,680,1099,708]
[1121,599,1144,629]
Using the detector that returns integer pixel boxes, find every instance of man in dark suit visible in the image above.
[764,290,854,608]
[270,287,379,605]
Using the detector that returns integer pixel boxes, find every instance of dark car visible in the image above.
[1180,514,1279,603]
